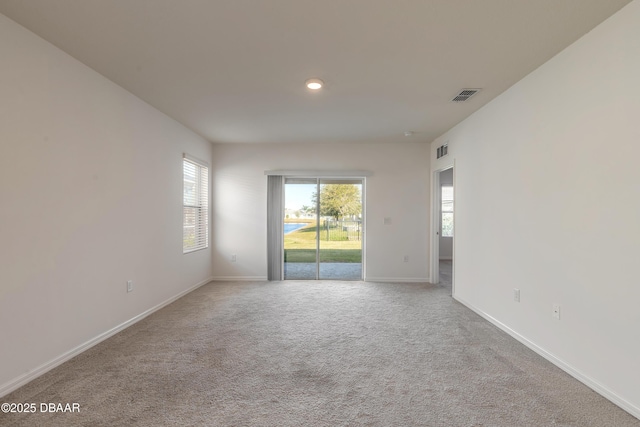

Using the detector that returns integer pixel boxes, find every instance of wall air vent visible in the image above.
[452,88,481,102]
[436,143,448,159]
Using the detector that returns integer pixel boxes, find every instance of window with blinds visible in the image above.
[441,186,454,237]
[183,155,209,253]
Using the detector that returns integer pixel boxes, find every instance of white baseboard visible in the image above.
[453,295,640,421]
[0,276,213,398]
[210,276,268,281]
[364,277,429,283]
[211,276,428,283]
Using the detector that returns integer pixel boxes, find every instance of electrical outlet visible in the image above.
[231,254,237,263]
[403,255,409,263]
[513,288,520,302]
[552,303,561,320]
[127,280,133,293]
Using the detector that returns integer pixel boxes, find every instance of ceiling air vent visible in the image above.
[452,88,481,102]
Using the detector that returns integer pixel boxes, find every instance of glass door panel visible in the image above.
[318,179,363,280]
[284,178,317,279]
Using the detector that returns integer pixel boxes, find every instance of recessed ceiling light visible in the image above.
[305,78,323,90]
[404,131,414,137]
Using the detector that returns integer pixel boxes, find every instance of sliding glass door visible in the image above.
[283,178,317,280]
[317,179,362,279]
[284,178,363,280]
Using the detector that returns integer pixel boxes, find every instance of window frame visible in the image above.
[183,154,209,254]
[441,185,454,238]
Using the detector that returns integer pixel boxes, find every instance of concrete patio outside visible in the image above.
[284,262,362,280]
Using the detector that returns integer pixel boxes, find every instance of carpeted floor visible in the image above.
[1,279,638,426]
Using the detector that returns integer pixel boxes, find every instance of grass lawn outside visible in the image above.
[284,223,362,263]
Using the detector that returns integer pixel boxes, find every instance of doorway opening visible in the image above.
[284,178,363,280]
[431,166,454,294]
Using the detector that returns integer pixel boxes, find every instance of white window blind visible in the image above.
[183,155,209,253]
[441,186,454,237]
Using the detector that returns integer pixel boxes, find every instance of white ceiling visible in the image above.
[0,0,632,145]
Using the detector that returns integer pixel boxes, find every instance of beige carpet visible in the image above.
[1,280,638,426]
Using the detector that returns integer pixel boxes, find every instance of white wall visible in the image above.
[431,0,640,418]
[439,237,453,260]
[211,142,430,282]
[0,14,213,395]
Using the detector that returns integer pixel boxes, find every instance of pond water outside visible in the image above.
[284,223,308,234]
